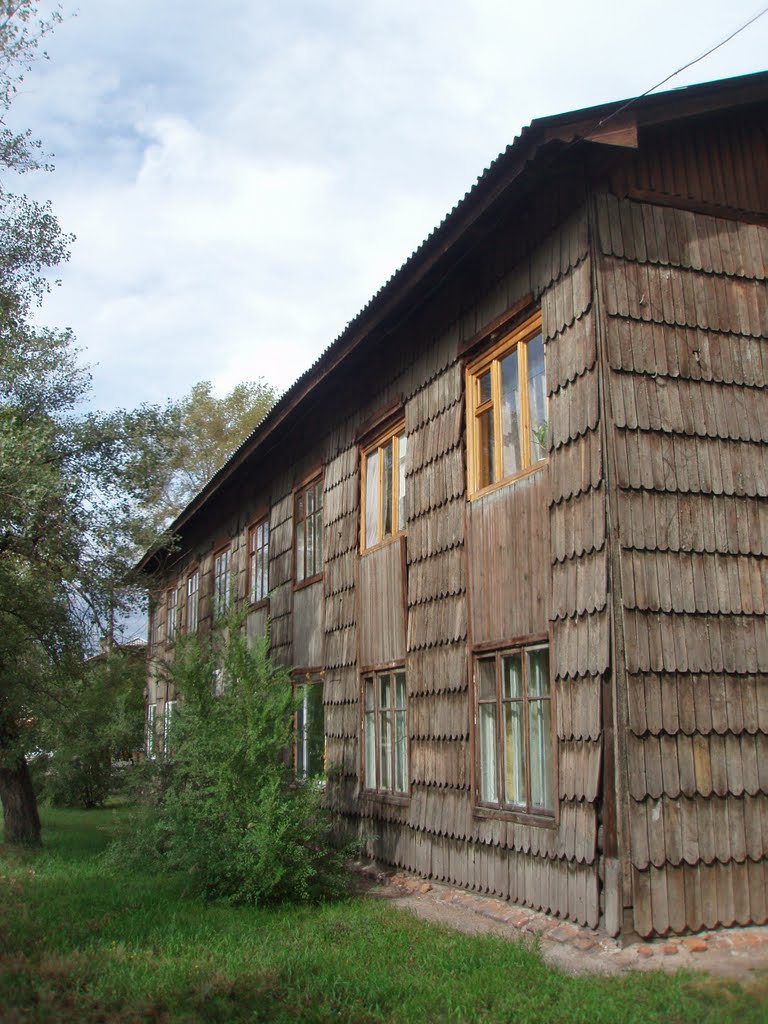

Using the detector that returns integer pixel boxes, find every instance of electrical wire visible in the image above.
[593,3,768,131]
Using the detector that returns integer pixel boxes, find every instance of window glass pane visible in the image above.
[394,709,407,792]
[365,450,379,547]
[306,682,325,775]
[479,703,498,803]
[529,696,553,810]
[382,439,393,536]
[394,671,406,709]
[379,711,392,790]
[398,434,407,532]
[307,510,316,578]
[502,653,523,699]
[313,484,323,573]
[477,408,495,489]
[503,700,526,805]
[477,658,496,700]
[528,648,550,699]
[365,710,376,787]
[364,676,374,710]
[478,369,492,404]
[296,682,325,778]
[527,333,547,464]
[296,522,305,581]
[306,486,314,515]
[379,673,391,710]
[500,348,521,477]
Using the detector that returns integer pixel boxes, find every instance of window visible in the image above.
[213,548,231,617]
[166,585,180,642]
[249,518,269,603]
[295,477,323,583]
[163,700,177,759]
[363,669,408,794]
[466,312,546,497]
[186,570,199,632]
[145,703,157,758]
[475,644,553,815]
[294,675,325,778]
[149,602,162,648]
[361,424,407,551]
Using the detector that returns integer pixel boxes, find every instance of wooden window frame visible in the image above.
[213,546,232,618]
[362,666,409,797]
[293,671,325,779]
[149,598,162,649]
[294,474,323,587]
[472,641,555,823]
[360,421,407,553]
[165,584,181,644]
[185,568,200,633]
[248,516,270,605]
[465,310,546,500]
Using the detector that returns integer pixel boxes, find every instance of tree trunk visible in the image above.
[0,755,41,846]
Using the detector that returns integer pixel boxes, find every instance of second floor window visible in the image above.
[186,570,199,632]
[166,585,180,642]
[361,424,407,551]
[295,477,323,583]
[466,311,546,497]
[213,548,231,617]
[249,518,269,602]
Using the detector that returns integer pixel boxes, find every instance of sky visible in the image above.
[9,0,768,412]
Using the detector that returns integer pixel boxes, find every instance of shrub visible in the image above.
[123,614,350,905]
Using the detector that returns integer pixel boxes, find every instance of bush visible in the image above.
[122,615,350,905]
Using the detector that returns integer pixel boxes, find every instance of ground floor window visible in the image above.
[163,700,177,759]
[475,643,553,814]
[145,703,156,758]
[363,668,408,794]
[294,674,325,779]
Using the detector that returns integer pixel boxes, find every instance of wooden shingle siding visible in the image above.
[467,471,551,644]
[611,112,768,216]
[359,542,406,666]
[596,181,768,935]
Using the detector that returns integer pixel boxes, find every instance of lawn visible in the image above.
[0,807,765,1023]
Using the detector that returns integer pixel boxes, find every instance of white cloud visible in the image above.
[13,0,768,411]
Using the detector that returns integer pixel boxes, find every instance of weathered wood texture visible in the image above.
[292,581,324,668]
[268,493,294,666]
[359,541,406,666]
[610,111,768,218]
[595,184,768,936]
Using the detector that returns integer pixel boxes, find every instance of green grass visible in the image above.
[0,807,765,1023]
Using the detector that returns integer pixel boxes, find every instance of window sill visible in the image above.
[248,597,270,611]
[293,574,323,592]
[361,790,411,806]
[474,804,556,828]
[468,460,548,503]
[360,531,406,557]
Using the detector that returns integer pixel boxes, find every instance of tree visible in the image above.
[140,380,278,532]
[0,2,174,843]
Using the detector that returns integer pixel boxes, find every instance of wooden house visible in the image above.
[140,71,768,939]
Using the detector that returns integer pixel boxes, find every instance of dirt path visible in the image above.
[361,867,768,983]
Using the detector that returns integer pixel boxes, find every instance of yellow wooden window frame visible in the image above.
[465,311,546,499]
[360,423,407,552]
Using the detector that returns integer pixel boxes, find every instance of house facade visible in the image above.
[140,72,768,939]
